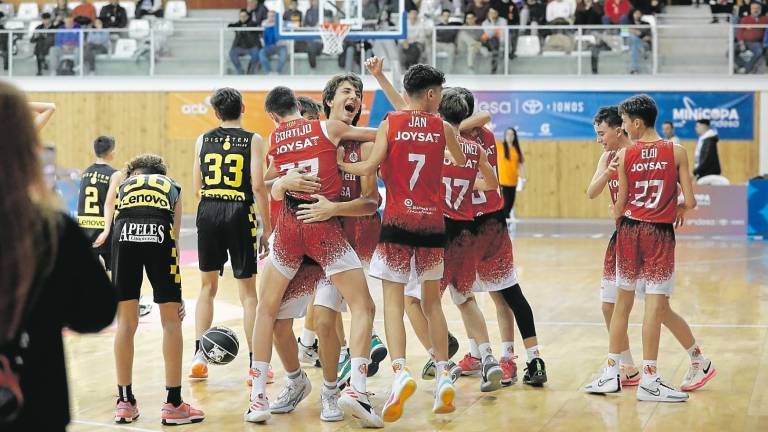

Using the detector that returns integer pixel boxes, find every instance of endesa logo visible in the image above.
[181,96,212,115]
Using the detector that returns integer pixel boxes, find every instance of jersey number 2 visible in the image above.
[84,187,99,214]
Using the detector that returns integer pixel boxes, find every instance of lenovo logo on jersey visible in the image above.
[394,131,441,142]
[119,223,165,243]
[121,193,170,209]
[275,137,319,154]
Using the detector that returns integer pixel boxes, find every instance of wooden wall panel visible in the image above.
[28,91,760,218]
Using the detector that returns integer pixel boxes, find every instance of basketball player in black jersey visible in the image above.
[98,154,204,425]
[77,135,118,270]
[190,88,272,384]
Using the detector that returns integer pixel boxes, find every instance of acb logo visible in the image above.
[181,103,209,115]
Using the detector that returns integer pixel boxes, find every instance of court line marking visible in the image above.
[72,419,161,432]
[436,319,768,329]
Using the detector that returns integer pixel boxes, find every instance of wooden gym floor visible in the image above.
[65,220,768,431]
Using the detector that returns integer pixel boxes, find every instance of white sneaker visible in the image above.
[584,370,621,394]
[244,394,271,423]
[432,371,456,414]
[270,371,312,414]
[381,368,417,423]
[680,359,716,391]
[636,377,689,402]
[320,386,344,422]
[298,337,321,367]
[338,386,383,428]
[188,350,208,380]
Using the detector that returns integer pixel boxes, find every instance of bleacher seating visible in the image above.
[16,3,40,20]
[165,1,188,19]
[128,18,151,39]
[0,3,14,18]
[112,38,137,59]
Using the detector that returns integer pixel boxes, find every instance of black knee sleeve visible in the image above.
[501,284,537,339]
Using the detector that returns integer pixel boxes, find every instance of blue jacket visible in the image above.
[55,25,81,48]
[263,23,278,47]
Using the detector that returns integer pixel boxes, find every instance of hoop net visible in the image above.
[320,23,351,55]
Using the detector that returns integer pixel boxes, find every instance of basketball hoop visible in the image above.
[320,23,351,56]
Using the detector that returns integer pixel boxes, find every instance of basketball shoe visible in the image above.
[244,393,271,423]
[247,366,275,386]
[620,365,641,386]
[160,402,205,425]
[421,359,461,383]
[189,350,208,380]
[382,368,417,422]
[448,332,459,359]
[114,400,139,423]
[298,337,321,367]
[584,368,621,394]
[432,371,456,414]
[338,386,384,428]
[337,349,351,389]
[500,355,518,386]
[480,358,503,392]
[680,359,716,391]
[368,334,388,377]
[320,385,344,422]
[458,353,481,376]
[637,377,689,402]
[270,370,312,414]
[523,357,547,386]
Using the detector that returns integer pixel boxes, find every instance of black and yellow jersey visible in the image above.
[199,127,253,203]
[116,174,181,221]
[77,163,116,231]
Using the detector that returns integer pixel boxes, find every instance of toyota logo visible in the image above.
[522,99,543,115]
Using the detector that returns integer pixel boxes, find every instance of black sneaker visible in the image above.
[448,332,459,360]
[523,358,547,387]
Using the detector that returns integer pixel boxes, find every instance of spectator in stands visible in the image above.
[135,0,163,19]
[48,15,80,75]
[440,0,464,15]
[546,0,575,23]
[435,9,458,72]
[31,13,58,76]
[99,0,128,28]
[53,0,72,26]
[247,0,269,25]
[83,18,109,74]
[371,6,400,73]
[457,11,484,71]
[693,119,721,179]
[631,0,661,15]
[0,11,6,71]
[602,0,630,24]
[735,2,768,73]
[417,0,442,21]
[228,9,261,74]
[283,0,303,28]
[626,9,650,73]
[259,10,287,73]
[73,0,97,24]
[710,0,734,23]
[575,0,603,24]
[662,121,681,145]
[491,0,520,58]
[467,0,492,22]
[296,0,322,70]
[521,0,547,26]
[737,0,766,18]
[364,0,380,20]
[482,7,506,73]
[400,8,428,68]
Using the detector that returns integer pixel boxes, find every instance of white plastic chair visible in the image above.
[515,35,540,57]
[164,0,187,19]
[5,20,25,31]
[128,18,150,39]
[0,3,14,18]
[41,3,56,14]
[122,1,135,19]
[16,3,40,20]
[112,38,137,58]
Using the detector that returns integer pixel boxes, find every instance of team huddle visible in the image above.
[75,60,713,428]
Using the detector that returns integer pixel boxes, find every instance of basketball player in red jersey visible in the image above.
[338,64,467,420]
[586,106,716,392]
[585,94,704,402]
[246,87,383,427]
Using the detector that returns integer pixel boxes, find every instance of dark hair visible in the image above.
[210,87,243,121]
[454,87,475,114]
[465,11,476,19]
[321,73,363,119]
[402,64,445,96]
[126,154,167,176]
[441,8,451,14]
[618,94,657,128]
[438,88,469,125]
[503,127,524,163]
[297,96,322,119]
[239,8,248,13]
[94,135,115,157]
[663,121,674,128]
[41,12,52,19]
[696,118,711,126]
[265,86,298,117]
[593,106,622,128]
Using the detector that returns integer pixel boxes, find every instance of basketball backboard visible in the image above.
[273,0,406,40]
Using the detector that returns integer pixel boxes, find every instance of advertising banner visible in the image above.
[677,185,747,236]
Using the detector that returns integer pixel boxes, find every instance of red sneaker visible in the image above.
[458,353,481,376]
[161,402,205,425]
[500,356,518,386]
[114,400,139,423]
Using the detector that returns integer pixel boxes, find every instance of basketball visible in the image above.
[200,326,239,366]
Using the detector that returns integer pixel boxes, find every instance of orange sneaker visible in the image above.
[500,356,518,386]
[161,402,205,425]
[114,400,139,423]
[246,366,275,386]
[189,351,208,380]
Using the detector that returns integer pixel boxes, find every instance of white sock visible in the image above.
[436,361,449,377]
[286,368,302,380]
[300,329,316,346]
[391,358,406,375]
[620,349,635,367]
[686,343,705,362]
[350,357,368,393]
[250,361,270,399]
[642,360,658,385]
[605,353,621,377]
[371,327,378,337]
[469,338,480,358]
[323,379,336,390]
[525,345,540,362]
[427,348,436,360]
[478,342,493,363]
[501,341,514,359]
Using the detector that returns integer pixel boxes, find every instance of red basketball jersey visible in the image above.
[621,140,678,224]
[442,136,482,221]
[606,150,620,204]
[268,118,341,201]
[466,127,503,216]
[381,111,447,236]
[340,140,363,203]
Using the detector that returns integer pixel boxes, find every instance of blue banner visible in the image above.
[367,91,754,141]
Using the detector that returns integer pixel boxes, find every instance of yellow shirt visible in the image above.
[496,141,520,187]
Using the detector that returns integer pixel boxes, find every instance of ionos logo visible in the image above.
[119,223,165,243]
[522,99,543,115]
[673,96,740,128]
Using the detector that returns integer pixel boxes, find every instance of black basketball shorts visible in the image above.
[112,217,181,304]
[196,200,258,279]
[81,226,112,271]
